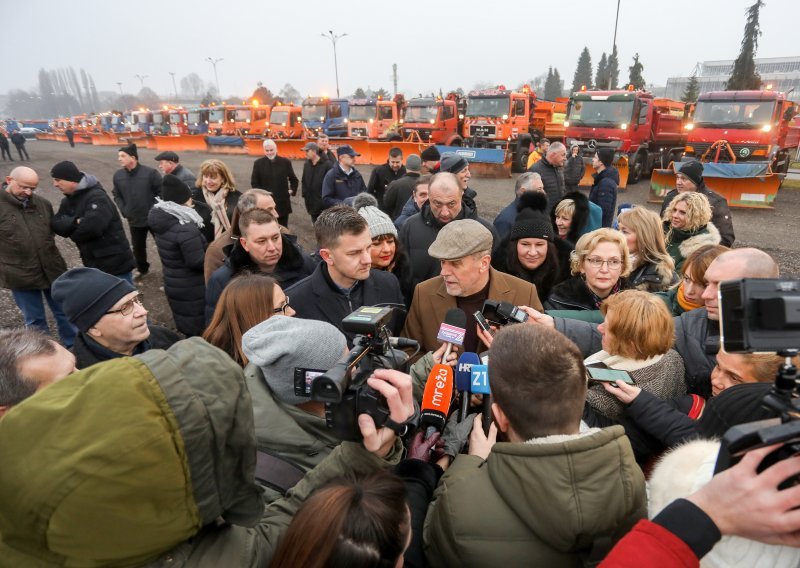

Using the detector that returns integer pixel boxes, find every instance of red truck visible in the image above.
[565,87,688,186]
[401,93,465,145]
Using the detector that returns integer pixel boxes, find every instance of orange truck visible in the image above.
[401,93,465,145]
[347,95,405,140]
[169,109,190,135]
[266,104,303,139]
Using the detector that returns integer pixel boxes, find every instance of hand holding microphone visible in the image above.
[420,363,454,440]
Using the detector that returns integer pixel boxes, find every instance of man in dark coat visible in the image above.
[1,167,75,347]
[399,172,497,290]
[493,171,545,242]
[286,206,405,346]
[317,132,337,163]
[321,145,368,208]
[206,208,315,322]
[659,160,735,247]
[154,151,196,188]
[528,141,567,212]
[112,143,162,277]
[563,143,585,192]
[250,138,299,228]
[50,161,135,281]
[300,141,332,224]
[367,147,406,209]
[440,153,478,212]
[65,126,75,148]
[589,148,619,227]
[0,130,12,161]
[10,130,30,160]
[148,175,208,337]
[383,154,421,218]
[51,267,180,369]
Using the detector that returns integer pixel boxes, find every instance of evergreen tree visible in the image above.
[595,53,609,90]
[553,68,562,97]
[682,73,700,103]
[353,87,367,98]
[544,67,562,100]
[571,47,593,93]
[727,0,764,90]
[607,46,620,89]
[628,53,645,90]
[251,83,274,105]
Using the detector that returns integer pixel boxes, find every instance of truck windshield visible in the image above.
[188,111,203,123]
[466,97,510,118]
[169,113,182,124]
[349,105,377,121]
[271,111,289,125]
[152,114,164,124]
[210,109,225,122]
[693,100,776,129]
[567,100,634,126]
[404,105,438,122]
[235,109,251,121]
[302,104,326,121]
[112,116,122,125]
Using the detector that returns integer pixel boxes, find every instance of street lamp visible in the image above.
[321,30,348,98]
[169,72,178,101]
[116,82,124,96]
[205,57,223,97]
[134,74,149,90]
[608,0,621,90]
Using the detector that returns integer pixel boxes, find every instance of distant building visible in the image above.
[665,56,800,101]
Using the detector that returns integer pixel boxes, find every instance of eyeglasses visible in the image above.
[584,257,622,270]
[273,296,290,314]
[106,294,144,316]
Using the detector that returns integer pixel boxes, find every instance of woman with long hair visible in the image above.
[617,207,678,293]
[193,159,242,240]
[662,191,720,272]
[202,274,293,366]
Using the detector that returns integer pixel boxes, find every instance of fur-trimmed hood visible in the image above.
[677,223,721,260]
[551,191,590,244]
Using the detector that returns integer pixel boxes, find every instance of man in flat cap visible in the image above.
[154,151,196,189]
[112,143,162,278]
[403,219,541,354]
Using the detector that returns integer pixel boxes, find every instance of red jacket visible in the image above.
[600,519,698,568]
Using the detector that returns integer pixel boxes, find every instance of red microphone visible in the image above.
[420,363,454,439]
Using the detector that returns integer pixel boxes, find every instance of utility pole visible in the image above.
[321,30,348,98]
[116,82,123,96]
[134,74,148,90]
[205,57,223,96]
[392,63,398,97]
[609,0,621,89]
[169,72,178,101]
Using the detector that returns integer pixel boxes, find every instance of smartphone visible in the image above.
[586,367,634,385]
[473,311,494,336]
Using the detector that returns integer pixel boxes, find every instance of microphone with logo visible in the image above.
[420,363,454,439]
[455,352,481,422]
[437,308,467,361]
[470,363,493,434]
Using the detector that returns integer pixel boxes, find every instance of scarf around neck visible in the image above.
[154,198,205,228]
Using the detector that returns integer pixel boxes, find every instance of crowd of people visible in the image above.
[3,136,800,568]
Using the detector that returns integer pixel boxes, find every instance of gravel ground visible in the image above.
[2,140,799,334]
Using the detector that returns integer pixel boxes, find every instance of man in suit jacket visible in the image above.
[403,219,542,355]
[286,206,404,346]
[250,139,299,228]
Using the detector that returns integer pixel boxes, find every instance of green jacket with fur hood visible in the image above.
[423,425,646,567]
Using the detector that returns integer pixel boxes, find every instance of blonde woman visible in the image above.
[662,192,720,272]
[545,228,632,311]
[617,207,678,292]
[193,159,242,239]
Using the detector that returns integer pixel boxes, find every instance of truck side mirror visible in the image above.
[784,106,798,121]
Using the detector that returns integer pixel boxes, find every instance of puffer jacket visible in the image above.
[424,426,646,567]
[244,364,340,505]
[660,184,735,247]
[321,163,367,207]
[528,155,565,212]
[51,174,135,276]
[628,260,679,293]
[148,206,208,337]
[545,275,629,311]
[0,338,404,567]
[563,154,585,191]
[665,222,721,273]
[112,163,162,227]
[589,166,619,227]
[0,186,67,289]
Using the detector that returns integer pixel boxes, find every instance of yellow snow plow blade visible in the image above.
[578,155,628,189]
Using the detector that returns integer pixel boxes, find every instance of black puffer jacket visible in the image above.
[148,206,208,337]
[545,275,627,311]
[528,156,565,212]
[51,174,135,276]
[660,184,735,247]
[112,164,162,227]
[589,167,619,227]
[563,154,585,191]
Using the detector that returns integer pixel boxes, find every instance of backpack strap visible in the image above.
[254,449,307,496]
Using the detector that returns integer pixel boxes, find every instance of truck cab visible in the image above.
[348,97,402,139]
[301,97,349,137]
[187,108,209,135]
[684,90,800,174]
[151,110,171,135]
[267,104,303,139]
[401,95,463,145]
[169,109,189,135]
[130,110,154,134]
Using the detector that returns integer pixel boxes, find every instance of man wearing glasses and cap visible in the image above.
[52,267,180,369]
[321,144,367,208]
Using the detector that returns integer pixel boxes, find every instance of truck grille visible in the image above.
[469,124,496,137]
[351,127,368,137]
[688,142,768,161]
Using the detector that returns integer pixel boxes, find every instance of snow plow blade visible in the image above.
[578,155,629,189]
[435,145,511,178]
[152,134,208,152]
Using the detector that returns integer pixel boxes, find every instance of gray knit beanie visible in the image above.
[241,316,347,405]
[358,205,398,239]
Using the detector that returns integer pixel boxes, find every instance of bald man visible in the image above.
[0,167,76,347]
[250,138,298,228]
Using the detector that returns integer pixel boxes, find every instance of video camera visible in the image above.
[481,300,528,327]
[714,279,800,487]
[294,306,415,442]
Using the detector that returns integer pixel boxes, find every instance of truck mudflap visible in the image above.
[578,155,629,189]
[436,145,511,178]
[650,160,782,209]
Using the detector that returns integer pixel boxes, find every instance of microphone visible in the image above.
[455,352,481,422]
[420,363,454,439]
[437,308,467,361]
[470,364,493,435]
[389,337,419,349]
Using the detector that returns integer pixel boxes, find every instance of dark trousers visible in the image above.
[129,225,152,273]
[0,145,11,160]
[14,144,29,160]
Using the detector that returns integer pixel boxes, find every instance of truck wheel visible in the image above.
[628,153,645,184]
[514,149,530,173]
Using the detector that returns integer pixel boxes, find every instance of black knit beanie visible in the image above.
[510,191,553,242]
[679,160,704,186]
[421,146,441,161]
[52,267,136,332]
[597,148,615,168]
[51,161,83,183]
[119,143,138,160]
[161,174,192,204]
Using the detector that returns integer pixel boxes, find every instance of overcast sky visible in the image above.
[3,0,795,100]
